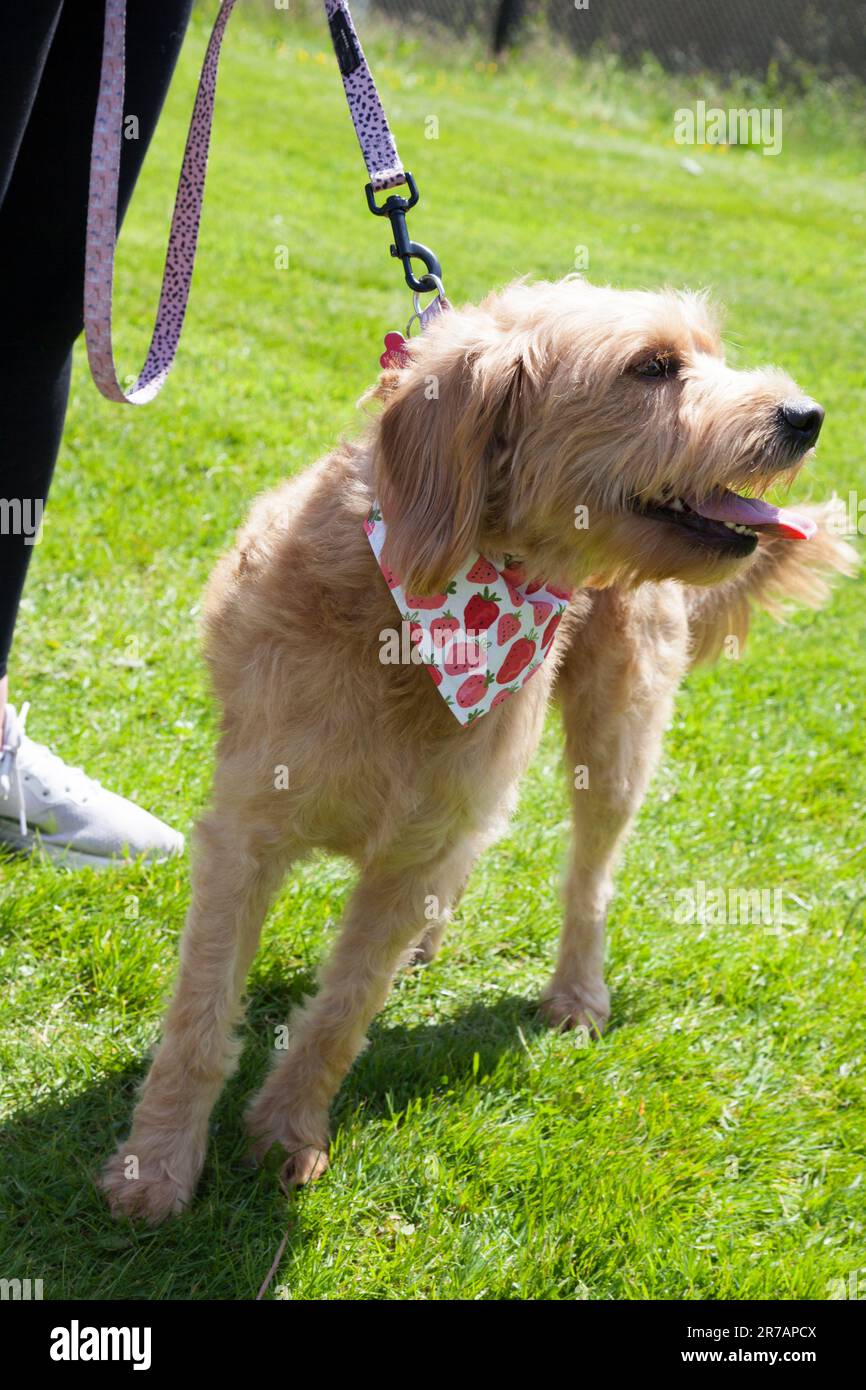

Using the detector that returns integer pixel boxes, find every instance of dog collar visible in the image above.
[366,509,571,725]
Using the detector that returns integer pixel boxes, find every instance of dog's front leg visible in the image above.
[544,593,684,1034]
[245,842,475,1187]
[540,770,632,1036]
[101,808,293,1223]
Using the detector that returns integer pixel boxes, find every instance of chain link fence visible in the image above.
[370,0,866,78]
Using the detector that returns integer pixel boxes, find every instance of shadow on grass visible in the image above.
[0,969,546,1300]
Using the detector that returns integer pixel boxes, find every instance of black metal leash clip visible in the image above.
[365,171,442,294]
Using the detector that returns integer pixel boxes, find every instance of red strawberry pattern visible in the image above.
[401,611,424,649]
[503,576,524,606]
[531,600,552,625]
[542,604,565,649]
[463,587,501,634]
[365,503,572,726]
[496,630,537,684]
[456,671,495,708]
[404,583,456,609]
[430,611,460,648]
[501,557,527,585]
[465,558,498,584]
[444,635,486,677]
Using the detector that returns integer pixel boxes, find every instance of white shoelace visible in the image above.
[0,703,103,841]
[0,701,31,837]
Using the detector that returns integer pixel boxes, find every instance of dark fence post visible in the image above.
[493,0,525,54]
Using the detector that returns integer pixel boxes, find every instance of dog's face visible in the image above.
[375,277,823,593]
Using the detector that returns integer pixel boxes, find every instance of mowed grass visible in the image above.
[1,6,865,1300]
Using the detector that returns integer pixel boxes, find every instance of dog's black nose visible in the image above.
[779,398,824,445]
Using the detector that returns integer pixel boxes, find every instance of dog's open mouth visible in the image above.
[629,488,817,556]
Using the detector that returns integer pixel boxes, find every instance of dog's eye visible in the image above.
[634,354,680,379]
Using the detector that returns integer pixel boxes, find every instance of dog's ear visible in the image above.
[375,324,526,595]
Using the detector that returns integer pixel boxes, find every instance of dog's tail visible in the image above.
[684,501,859,667]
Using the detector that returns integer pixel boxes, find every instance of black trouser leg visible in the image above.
[0,0,193,680]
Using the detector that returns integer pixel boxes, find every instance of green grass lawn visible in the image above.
[1,5,864,1300]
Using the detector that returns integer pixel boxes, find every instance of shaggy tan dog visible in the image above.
[102,278,855,1222]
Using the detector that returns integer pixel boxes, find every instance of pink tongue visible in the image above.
[685,490,816,541]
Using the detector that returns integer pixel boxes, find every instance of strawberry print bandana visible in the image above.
[369,310,571,724]
[365,506,572,725]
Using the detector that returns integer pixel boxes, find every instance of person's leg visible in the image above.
[0,4,65,209]
[0,0,194,735]
[0,2,65,731]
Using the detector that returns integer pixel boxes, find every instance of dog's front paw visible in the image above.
[244,1094,330,1190]
[539,979,610,1036]
[100,1133,202,1224]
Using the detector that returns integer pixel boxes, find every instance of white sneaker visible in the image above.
[0,703,184,868]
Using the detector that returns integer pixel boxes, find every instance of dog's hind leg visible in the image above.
[245,838,478,1187]
[101,796,296,1224]
[544,588,687,1034]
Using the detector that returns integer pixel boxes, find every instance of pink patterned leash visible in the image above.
[85,0,439,405]
[324,0,405,191]
[85,0,238,404]
[326,0,443,295]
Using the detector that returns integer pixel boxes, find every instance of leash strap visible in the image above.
[323,1,405,191]
[85,0,238,404]
[85,0,411,405]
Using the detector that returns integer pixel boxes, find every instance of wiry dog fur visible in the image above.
[101,277,856,1221]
